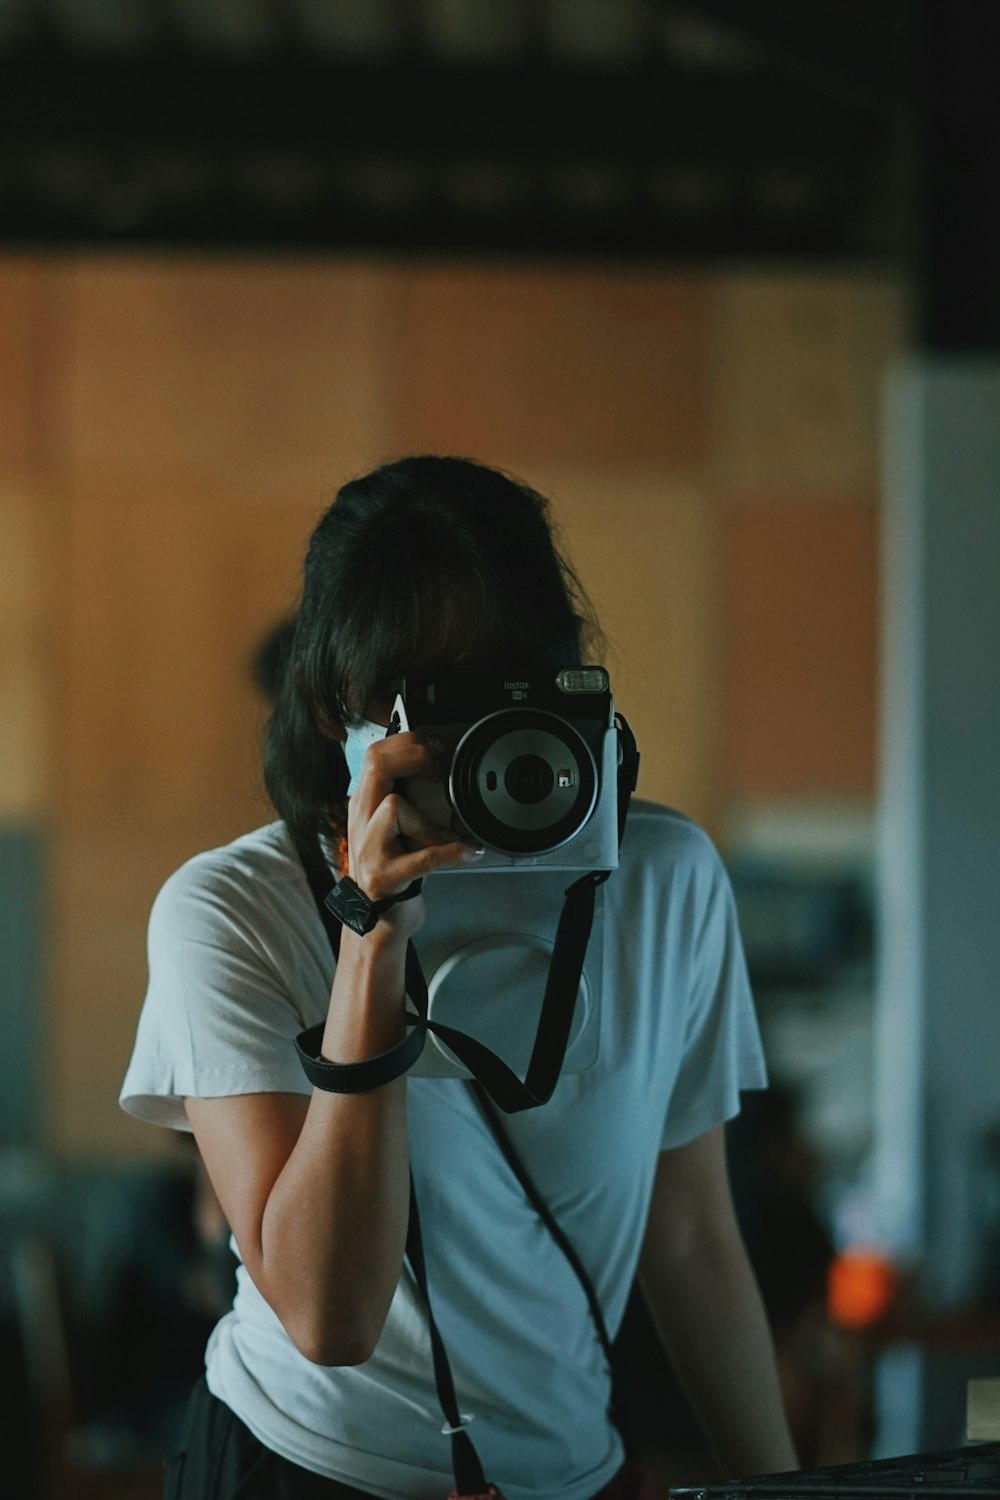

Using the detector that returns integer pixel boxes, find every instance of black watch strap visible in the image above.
[325,874,423,936]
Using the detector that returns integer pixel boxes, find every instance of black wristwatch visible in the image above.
[324,875,423,936]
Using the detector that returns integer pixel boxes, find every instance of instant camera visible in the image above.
[390,664,623,872]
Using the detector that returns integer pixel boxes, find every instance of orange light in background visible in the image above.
[828,1247,898,1329]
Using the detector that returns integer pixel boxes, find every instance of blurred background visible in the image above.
[1,1,998,1496]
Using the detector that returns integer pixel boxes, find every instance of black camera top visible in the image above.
[398,665,612,729]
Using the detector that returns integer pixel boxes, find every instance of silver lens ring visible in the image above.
[449,708,598,855]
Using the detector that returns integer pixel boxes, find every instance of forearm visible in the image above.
[260,928,411,1364]
[639,1231,799,1477]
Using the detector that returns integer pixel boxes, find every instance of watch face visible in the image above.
[325,875,424,936]
[326,876,379,935]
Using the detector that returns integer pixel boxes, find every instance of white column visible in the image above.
[875,361,1000,1448]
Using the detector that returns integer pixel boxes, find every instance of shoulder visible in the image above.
[150,822,310,947]
[124,824,322,1125]
[610,800,737,948]
[619,799,728,888]
[155,820,302,903]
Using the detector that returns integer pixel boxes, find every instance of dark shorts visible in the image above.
[163,1376,387,1498]
[163,1376,657,1500]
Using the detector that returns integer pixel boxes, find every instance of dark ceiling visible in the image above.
[0,0,912,260]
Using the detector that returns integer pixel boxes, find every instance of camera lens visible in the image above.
[450,708,598,855]
[504,754,554,805]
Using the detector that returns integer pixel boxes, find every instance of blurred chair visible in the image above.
[2,1147,219,1500]
[8,1228,163,1500]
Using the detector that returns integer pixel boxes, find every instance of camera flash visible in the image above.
[556,668,609,694]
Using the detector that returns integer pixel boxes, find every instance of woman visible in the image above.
[121,455,797,1499]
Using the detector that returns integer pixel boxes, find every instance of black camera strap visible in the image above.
[296,714,639,1115]
[467,1078,637,1463]
[402,1092,637,1496]
[404,1174,495,1497]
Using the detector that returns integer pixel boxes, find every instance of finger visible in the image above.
[392,792,464,852]
[383,838,485,888]
[351,734,443,816]
[354,796,482,897]
[365,793,468,865]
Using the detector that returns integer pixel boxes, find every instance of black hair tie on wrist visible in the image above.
[295,1018,426,1093]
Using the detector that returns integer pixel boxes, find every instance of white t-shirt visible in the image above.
[120,800,767,1500]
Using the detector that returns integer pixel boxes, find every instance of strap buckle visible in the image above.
[441,1413,475,1436]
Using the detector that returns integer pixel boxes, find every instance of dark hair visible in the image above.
[251,615,296,705]
[263,455,603,860]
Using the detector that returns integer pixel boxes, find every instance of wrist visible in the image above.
[327,874,423,937]
[331,925,411,1028]
[338,921,411,967]
[324,930,411,1064]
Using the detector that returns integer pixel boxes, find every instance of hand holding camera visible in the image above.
[344,729,484,940]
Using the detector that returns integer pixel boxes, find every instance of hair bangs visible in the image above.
[331,560,526,721]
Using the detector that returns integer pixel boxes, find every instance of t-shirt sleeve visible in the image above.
[120,853,313,1131]
[660,831,768,1151]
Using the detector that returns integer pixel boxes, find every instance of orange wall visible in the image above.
[720,501,879,797]
[0,256,905,1156]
